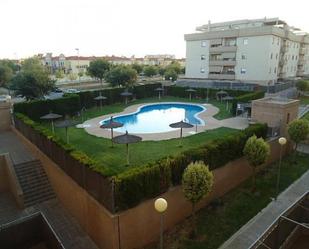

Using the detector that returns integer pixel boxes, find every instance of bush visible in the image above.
[14,94,81,120]
[232,91,265,114]
[114,123,267,210]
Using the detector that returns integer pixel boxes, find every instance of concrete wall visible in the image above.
[185,40,209,78]
[0,155,9,192]
[235,35,280,83]
[251,98,299,136]
[0,101,12,131]
[12,127,289,249]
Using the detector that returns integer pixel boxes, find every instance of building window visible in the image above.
[286,113,290,124]
[240,68,246,74]
[270,53,273,59]
[277,38,280,45]
[269,67,271,74]
[241,54,246,60]
[274,67,277,73]
[272,37,275,44]
[243,38,248,45]
[201,41,207,47]
[276,53,278,59]
[292,55,294,60]
[201,55,206,60]
[200,68,205,73]
[296,55,298,60]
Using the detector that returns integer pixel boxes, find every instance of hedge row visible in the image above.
[77,83,162,108]
[232,90,265,113]
[14,94,81,121]
[113,123,268,210]
[165,86,250,100]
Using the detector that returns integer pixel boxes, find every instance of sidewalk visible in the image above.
[219,169,309,249]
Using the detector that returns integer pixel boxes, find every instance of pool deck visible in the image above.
[81,102,249,141]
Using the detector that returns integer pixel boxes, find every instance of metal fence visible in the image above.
[14,116,116,213]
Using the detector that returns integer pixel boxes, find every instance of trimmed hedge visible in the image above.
[14,94,81,121]
[165,86,250,100]
[232,90,265,113]
[113,123,267,210]
[77,83,162,108]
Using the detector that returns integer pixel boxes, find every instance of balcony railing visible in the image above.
[209,46,237,53]
[208,73,235,80]
[209,60,236,66]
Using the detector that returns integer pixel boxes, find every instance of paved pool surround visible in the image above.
[82,102,249,141]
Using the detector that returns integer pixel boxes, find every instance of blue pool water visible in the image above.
[101,103,206,134]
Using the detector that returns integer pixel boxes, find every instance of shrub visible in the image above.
[243,135,270,190]
[288,119,309,151]
[182,161,213,235]
[14,94,80,120]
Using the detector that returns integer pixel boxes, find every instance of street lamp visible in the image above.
[276,137,287,200]
[154,198,168,249]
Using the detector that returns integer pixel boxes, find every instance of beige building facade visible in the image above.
[185,18,309,85]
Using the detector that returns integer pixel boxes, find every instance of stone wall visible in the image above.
[12,127,289,249]
[0,101,12,131]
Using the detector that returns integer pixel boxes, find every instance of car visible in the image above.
[0,95,11,102]
[64,88,80,94]
[53,88,63,93]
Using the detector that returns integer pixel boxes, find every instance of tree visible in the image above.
[158,66,166,76]
[166,61,182,74]
[296,80,309,94]
[182,161,213,236]
[9,57,54,100]
[0,64,13,87]
[288,119,309,151]
[105,65,137,88]
[243,135,270,190]
[131,63,143,74]
[87,59,110,85]
[55,69,64,79]
[164,68,178,81]
[143,65,157,77]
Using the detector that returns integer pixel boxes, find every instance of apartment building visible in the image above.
[185,18,309,85]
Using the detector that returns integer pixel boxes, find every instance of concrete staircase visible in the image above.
[13,160,55,207]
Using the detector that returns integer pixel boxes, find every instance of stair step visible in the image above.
[14,165,44,174]
[23,182,53,194]
[18,179,51,191]
[24,188,54,200]
[24,193,56,207]
[14,160,41,169]
[18,173,49,183]
[15,169,44,178]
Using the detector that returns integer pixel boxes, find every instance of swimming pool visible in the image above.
[100,103,206,134]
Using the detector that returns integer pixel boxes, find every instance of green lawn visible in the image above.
[148,153,309,249]
[42,97,236,175]
[299,96,309,105]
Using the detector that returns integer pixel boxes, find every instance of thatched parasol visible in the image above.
[169,120,193,145]
[54,119,79,143]
[112,131,142,165]
[185,88,197,100]
[94,94,107,110]
[40,112,62,133]
[120,91,133,105]
[155,87,164,99]
[216,90,228,102]
[222,96,234,110]
[100,116,124,147]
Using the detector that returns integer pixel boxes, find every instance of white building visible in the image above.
[184,18,309,85]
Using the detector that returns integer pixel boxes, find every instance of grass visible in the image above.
[299,96,309,105]
[146,153,309,249]
[41,96,236,175]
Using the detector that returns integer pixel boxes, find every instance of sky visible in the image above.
[0,0,308,59]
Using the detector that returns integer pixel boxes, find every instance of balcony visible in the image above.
[208,73,235,80]
[299,48,306,55]
[298,58,305,65]
[209,59,236,66]
[209,46,237,53]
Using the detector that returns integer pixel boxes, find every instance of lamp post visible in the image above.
[154,198,168,249]
[276,137,287,200]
